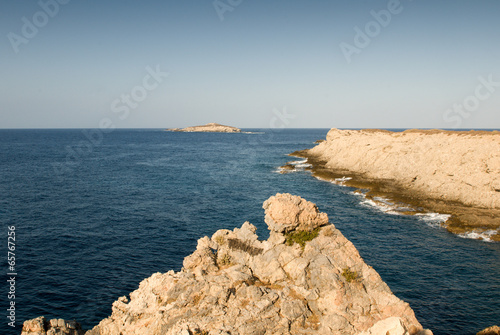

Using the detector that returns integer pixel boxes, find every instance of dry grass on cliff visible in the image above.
[227,238,263,256]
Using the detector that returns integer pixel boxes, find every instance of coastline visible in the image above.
[288,128,500,242]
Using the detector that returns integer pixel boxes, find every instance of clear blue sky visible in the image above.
[1,0,499,129]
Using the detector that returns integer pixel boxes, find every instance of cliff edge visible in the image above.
[290,129,500,241]
[22,194,432,335]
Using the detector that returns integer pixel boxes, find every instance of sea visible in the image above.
[1,128,499,335]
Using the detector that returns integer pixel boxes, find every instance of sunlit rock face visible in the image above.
[22,194,431,335]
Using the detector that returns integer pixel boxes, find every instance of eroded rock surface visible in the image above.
[22,194,431,335]
[21,316,84,335]
[263,193,329,233]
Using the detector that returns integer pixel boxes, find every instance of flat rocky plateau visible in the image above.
[289,128,500,241]
[22,194,434,335]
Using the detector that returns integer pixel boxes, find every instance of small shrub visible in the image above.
[191,294,202,306]
[341,268,358,283]
[218,253,232,266]
[285,228,320,248]
[214,235,225,246]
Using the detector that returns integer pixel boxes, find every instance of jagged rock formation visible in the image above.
[291,128,500,241]
[22,194,432,335]
[166,123,241,133]
[21,316,84,335]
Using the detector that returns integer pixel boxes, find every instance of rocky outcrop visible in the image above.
[166,123,241,133]
[21,316,84,335]
[477,325,500,335]
[291,128,500,241]
[22,194,432,335]
[262,193,328,233]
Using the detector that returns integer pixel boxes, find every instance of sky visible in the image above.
[1,0,499,129]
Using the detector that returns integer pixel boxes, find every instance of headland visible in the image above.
[288,128,500,241]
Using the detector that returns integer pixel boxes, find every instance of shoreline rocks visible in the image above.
[21,316,84,335]
[289,128,500,241]
[166,123,242,133]
[22,194,432,335]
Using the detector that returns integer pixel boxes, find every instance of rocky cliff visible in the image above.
[290,129,500,241]
[166,123,241,133]
[22,194,432,335]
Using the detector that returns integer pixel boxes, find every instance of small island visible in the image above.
[166,123,241,133]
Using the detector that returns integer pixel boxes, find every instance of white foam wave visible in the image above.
[458,229,498,242]
[414,212,451,224]
[359,197,400,214]
[331,176,352,186]
[352,191,498,241]
[413,213,451,228]
[276,159,312,173]
[352,192,452,227]
[289,159,307,164]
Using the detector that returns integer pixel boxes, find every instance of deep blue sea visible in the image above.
[1,129,499,335]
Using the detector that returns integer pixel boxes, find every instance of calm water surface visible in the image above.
[0,129,498,335]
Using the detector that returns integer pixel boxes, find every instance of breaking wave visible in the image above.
[458,229,499,242]
[275,159,312,173]
[352,192,451,226]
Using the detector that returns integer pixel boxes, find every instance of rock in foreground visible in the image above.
[166,123,241,133]
[23,194,431,335]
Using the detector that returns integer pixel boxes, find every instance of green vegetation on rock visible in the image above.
[342,267,358,283]
[285,227,320,248]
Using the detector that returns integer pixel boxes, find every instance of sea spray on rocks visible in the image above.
[291,128,500,241]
